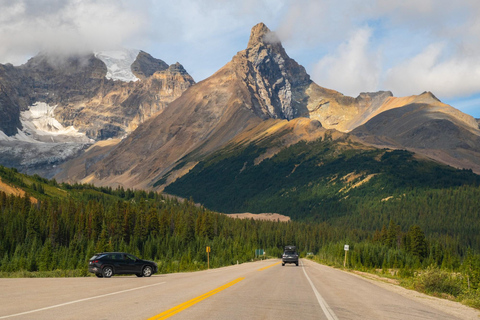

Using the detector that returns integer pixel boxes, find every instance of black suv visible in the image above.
[282,245,299,266]
[88,252,158,278]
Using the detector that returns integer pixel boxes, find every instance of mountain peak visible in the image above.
[247,23,274,48]
[131,50,169,79]
[419,91,441,102]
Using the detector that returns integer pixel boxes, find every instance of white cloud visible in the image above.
[384,43,480,98]
[311,28,381,97]
[301,0,480,104]
[1,0,480,117]
[0,0,148,65]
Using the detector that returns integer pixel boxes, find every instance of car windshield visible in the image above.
[285,250,296,255]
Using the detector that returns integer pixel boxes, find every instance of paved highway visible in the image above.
[0,259,478,319]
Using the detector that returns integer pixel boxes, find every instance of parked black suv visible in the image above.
[282,245,299,266]
[88,252,158,278]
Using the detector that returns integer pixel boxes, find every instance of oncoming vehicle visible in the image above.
[282,245,299,266]
[88,252,158,278]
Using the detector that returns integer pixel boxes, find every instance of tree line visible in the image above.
[0,165,479,296]
[0,185,477,287]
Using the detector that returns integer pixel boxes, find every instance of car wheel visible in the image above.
[95,273,103,278]
[102,266,114,278]
[296,262,299,266]
[142,266,153,277]
[136,273,143,277]
[282,263,285,266]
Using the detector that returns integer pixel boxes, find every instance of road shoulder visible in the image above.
[304,259,480,320]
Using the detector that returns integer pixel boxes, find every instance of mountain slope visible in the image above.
[0,50,194,177]
[163,133,480,251]
[15,50,194,140]
[164,130,480,222]
[353,93,480,173]
[62,22,480,189]
[0,63,25,136]
[71,23,325,188]
[65,24,398,188]
[0,49,194,140]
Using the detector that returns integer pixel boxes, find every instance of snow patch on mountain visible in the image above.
[95,49,140,82]
[0,102,94,177]
[0,102,92,144]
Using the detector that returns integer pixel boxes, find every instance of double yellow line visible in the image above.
[148,277,245,320]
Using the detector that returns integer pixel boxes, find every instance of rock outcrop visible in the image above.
[237,23,311,120]
[1,22,479,184]
[0,64,24,136]
[131,51,169,79]
[0,50,194,176]
[70,23,322,188]
[0,51,194,140]
[53,59,194,139]
[62,22,480,188]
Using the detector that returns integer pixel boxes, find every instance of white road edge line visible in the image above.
[0,281,166,319]
[301,260,339,320]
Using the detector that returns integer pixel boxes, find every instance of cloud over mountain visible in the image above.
[312,27,381,97]
[1,0,479,116]
[0,0,148,64]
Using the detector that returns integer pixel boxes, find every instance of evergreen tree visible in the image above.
[408,225,427,259]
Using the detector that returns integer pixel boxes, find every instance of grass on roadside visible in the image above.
[0,269,89,278]
[308,256,480,310]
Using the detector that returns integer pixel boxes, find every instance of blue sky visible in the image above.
[1,0,479,118]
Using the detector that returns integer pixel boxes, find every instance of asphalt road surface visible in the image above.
[0,259,478,319]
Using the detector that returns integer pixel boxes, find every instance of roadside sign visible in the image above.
[344,244,349,268]
[255,249,265,259]
[206,246,211,253]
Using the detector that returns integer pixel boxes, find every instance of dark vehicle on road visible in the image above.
[282,245,299,266]
[88,252,158,278]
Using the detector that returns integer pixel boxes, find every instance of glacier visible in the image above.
[0,102,92,144]
[95,49,140,82]
[0,102,93,177]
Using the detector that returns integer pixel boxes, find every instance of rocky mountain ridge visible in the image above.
[17,50,194,140]
[61,23,326,188]
[0,22,478,186]
[0,50,194,176]
[57,23,480,190]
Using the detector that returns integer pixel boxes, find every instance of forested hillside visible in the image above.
[165,135,480,250]
[0,163,473,271]
[1,165,480,306]
[0,163,477,272]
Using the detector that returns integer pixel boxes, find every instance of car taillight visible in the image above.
[91,260,99,264]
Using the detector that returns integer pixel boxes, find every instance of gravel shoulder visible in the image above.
[348,269,480,320]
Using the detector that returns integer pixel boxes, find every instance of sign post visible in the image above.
[206,246,211,269]
[344,244,349,268]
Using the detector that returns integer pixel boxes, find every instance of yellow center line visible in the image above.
[147,277,245,320]
[257,261,281,271]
